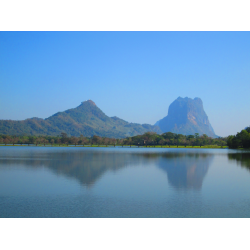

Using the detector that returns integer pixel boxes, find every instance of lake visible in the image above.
[0,146,250,218]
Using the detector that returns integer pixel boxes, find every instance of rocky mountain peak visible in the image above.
[155,97,217,137]
[81,100,96,106]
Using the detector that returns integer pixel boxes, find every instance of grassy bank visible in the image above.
[0,144,228,148]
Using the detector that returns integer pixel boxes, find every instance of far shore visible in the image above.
[0,144,228,149]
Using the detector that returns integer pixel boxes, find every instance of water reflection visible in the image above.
[157,153,213,190]
[0,150,140,187]
[0,149,214,190]
[228,153,250,170]
[3,148,250,218]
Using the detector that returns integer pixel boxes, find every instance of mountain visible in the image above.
[0,100,162,138]
[155,97,217,137]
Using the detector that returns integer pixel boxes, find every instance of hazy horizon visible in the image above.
[1,32,250,137]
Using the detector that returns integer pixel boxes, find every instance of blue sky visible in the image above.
[0,31,250,137]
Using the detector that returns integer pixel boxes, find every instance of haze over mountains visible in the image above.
[0,100,161,138]
[0,97,217,138]
[155,97,217,138]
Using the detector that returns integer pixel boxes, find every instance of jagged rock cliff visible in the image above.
[155,97,217,137]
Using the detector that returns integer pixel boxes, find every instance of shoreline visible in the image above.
[0,144,228,149]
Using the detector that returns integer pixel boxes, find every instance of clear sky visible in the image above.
[0,31,250,137]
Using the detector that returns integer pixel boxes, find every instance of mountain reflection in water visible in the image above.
[0,149,215,190]
[0,150,138,187]
[157,153,213,190]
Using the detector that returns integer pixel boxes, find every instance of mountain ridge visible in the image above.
[0,97,218,138]
[0,100,162,138]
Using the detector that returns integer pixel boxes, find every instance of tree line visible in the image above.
[2,129,250,148]
[227,127,250,149]
[0,131,227,147]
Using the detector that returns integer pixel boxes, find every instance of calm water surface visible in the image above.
[1,146,250,217]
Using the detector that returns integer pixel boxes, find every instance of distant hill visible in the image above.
[0,100,162,138]
[155,97,217,138]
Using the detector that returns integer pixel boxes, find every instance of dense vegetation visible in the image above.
[124,132,226,147]
[0,100,161,138]
[4,127,250,149]
[227,127,250,149]
[0,131,227,147]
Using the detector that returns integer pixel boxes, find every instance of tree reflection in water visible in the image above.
[0,149,216,190]
[228,153,250,171]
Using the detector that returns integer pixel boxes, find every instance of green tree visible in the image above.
[28,136,35,144]
[158,139,165,147]
[92,135,102,145]
[245,127,250,133]
[71,136,79,146]
[61,133,68,144]
[238,130,250,148]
